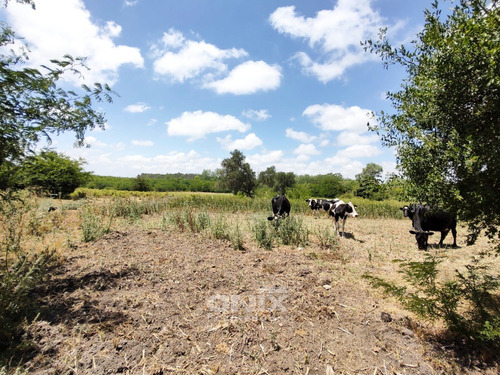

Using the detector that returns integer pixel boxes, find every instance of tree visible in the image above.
[363,0,500,346]
[131,176,151,192]
[355,163,386,200]
[220,150,256,197]
[274,171,296,195]
[258,166,277,188]
[0,14,113,184]
[364,0,500,245]
[16,150,90,196]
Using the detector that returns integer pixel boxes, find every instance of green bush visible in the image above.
[252,218,274,250]
[364,255,500,347]
[275,216,309,247]
[80,204,112,242]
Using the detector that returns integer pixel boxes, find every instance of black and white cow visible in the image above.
[408,204,457,250]
[306,198,340,217]
[267,195,291,221]
[329,200,358,237]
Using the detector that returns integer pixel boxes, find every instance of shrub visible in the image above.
[364,255,500,347]
[275,216,309,247]
[252,218,274,250]
[80,204,112,242]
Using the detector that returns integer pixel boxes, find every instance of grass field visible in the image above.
[1,191,498,374]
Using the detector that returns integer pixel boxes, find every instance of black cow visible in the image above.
[306,198,339,217]
[268,195,291,221]
[409,204,457,250]
[400,204,417,227]
[329,200,358,237]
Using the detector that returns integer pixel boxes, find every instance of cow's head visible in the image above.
[346,202,358,218]
[400,205,415,218]
[410,230,434,250]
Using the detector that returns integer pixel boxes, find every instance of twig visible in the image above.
[338,327,353,335]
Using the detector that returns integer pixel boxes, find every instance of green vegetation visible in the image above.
[364,0,500,347]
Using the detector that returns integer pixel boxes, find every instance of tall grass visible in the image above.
[0,192,56,349]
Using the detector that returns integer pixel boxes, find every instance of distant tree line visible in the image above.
[81,149,406,201]
[1,146,406,201]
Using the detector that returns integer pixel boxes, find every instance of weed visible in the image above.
[314,225,338,250]
[252,218,274,250]
[80,203,112,242]
[230,223,244,251]
[276,216,309,247]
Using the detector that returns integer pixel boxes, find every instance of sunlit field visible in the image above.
[1,190,498,374]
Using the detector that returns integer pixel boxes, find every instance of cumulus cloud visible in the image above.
[340,144,381,158]
[124,103,151,113]
[336,131,379,146]
[152,28,247,83]
[166,110,250,141]
[242,109,271,121]
[132,140,154,146]
[116,151,219,174]
[217,133,263,151]
[3,0,144,86]
[247,150,285,171]
[293,143,320,155]
[303,104,371,133]
[286,128,317,143]
[269,0,390,82]
[204,60,282,95]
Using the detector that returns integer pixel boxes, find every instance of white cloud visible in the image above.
[152,28,247,83]
[4,0,144,86]
[303,104,372,133]
[217,133,263,151]
[247,150,285,171]
[132,140,154,146]
[336,131,379,146]
[123,0,138,7]
[112,151,218,174]
[83,136,107,147]
[293,143,320,155]
[286,128,317,143]
[166,110,250,141]
[269,0,388,82]
[242,109,271,121]
[340,144,381,158]
[204,60,282,95]
[124,102,151,113]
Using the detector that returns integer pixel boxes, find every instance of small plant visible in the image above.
[314,225,338,250]
[230,223,244,251]
[80,204,112,242]
[276,216,309,247]
[364,255,500,346]
[209,215,230,241]
[252,218,274,250]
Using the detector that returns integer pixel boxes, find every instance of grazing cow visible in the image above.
[409,204,457,250]
[329,201,358,237]
[48,206,57,212]
[306,198,340,217]
[267,195,291,221]
[400,204,417,227]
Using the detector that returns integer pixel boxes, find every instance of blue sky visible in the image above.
[2,0,433,179]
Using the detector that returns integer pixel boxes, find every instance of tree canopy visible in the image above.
[365,0,500,244]
[220,150,257,197]
[16,150,90,196]
[0,12,113,184]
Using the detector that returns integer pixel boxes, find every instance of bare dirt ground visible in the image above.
[21,216,499,374]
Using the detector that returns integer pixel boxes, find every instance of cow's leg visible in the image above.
[334,218,339,236]
[342,217,347,237]
[438,229,450,247]
[451,227,457,247]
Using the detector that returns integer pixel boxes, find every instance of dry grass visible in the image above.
[2,195,499,374]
